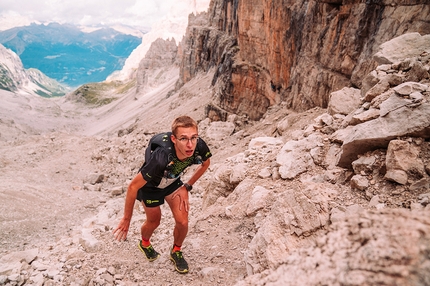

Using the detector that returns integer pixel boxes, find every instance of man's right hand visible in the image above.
[113,217,131,241]
[113,173,146,241]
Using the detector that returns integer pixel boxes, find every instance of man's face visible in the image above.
[171,126,199,160]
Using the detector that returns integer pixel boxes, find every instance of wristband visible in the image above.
[183,183,193,192]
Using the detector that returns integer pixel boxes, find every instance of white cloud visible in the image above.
[0,0,178,31]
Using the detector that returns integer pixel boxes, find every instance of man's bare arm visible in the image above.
[186,158,210,186]
[113,172,146,241]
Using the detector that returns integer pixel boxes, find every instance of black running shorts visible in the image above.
[136,179,183,207]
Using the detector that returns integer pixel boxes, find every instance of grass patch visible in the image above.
[116,79,136,94]
[72,80,135,106]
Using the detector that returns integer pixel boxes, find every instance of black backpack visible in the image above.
[144,132,174,164]
[144,132,202,168]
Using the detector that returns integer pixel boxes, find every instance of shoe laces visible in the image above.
[173,251,183,259]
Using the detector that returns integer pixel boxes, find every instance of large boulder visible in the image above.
[276,134,323,179]
[201,120,235,142]
[335,101,430,168]
[0,248,38,276]
[385,140,427,185]
[243,183,331,275]
[327,87,362,116]
[373,33,430,65]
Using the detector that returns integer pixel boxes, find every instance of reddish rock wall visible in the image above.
[180,0,430,120]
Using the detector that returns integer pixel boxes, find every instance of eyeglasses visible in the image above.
[176,136,199,144]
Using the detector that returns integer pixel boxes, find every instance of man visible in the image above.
[113,116,212,274]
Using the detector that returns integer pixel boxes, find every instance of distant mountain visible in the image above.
[0,23,142,87]
[0,44,68,97]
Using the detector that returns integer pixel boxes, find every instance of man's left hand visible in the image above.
[172,185,189,212]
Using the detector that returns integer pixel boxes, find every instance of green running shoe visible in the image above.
[170,249,189,274]
[138,240,160,261]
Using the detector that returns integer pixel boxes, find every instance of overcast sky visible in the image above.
[0,0,179,31]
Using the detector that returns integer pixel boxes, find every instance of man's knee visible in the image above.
[175,217,188,229]
[150,217,162,224]
[144,211,162,228]
[144,218,161,229]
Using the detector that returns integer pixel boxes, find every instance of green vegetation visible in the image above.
[116,79,136,94]
[35,89,50,97]
[72,80,135,106]
[34,88,65,98]
[0,64,14,91]
[33,81,66,98]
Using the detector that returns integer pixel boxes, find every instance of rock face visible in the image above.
[180,0,430,120]
[237,209,430,286]
[139,38,178,70]
[136,38,179,94]
[385,139,427,185]
[195,34,430,285]
[333,32,430,168]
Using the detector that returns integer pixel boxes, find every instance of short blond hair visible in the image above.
[171,116,198,136]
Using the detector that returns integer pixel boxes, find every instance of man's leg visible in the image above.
[138,204,162,261]
[165,192,189,273]
[141,203,162,239]
[165,192,188,247]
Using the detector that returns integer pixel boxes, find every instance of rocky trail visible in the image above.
[0,72,256,285]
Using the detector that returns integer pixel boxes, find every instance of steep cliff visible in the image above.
[180,0,430,120]
[135,38,179,94]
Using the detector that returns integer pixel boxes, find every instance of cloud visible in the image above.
[0,0,177,30]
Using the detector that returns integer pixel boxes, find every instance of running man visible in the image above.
[113,115,212,274]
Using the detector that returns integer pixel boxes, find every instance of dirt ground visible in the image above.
[0,72,270,285]
[3,67,428,285]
